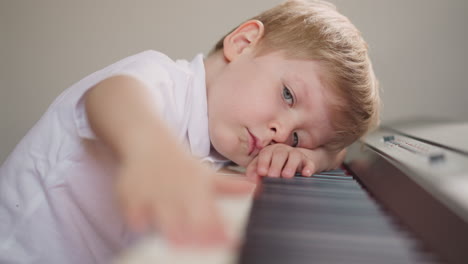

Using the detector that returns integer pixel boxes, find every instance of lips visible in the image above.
[247,129,260,156]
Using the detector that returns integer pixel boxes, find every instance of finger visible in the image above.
[245,159,264,198]
[116,184,151,232]
[267,148,289,177]
[190,198,229,247]
[245,157,260,182]
[171,184,229,247]
[214,176,256,195]
[125,204,151,233]
[253,178,264,199]
[281,151,302,178]
[256,148,273,176]
[153,202,188,246]
[301,159,316,177]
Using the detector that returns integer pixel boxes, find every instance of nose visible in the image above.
[269,122,293,145]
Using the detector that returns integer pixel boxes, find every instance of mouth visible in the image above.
[247,129,258,156]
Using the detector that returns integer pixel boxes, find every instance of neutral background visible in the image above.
[1,0,467,163]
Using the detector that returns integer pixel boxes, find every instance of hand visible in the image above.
[245,143,346,180]
[115,154,254,247]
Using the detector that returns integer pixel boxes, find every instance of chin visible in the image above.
[212,140,250,167]
[231,156,250,167]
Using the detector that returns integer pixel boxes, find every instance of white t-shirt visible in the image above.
[0,50,225,263]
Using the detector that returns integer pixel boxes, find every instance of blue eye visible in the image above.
[282,86,294,105]
[292,132,299,147]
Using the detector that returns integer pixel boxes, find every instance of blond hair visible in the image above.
[211,0,380,151]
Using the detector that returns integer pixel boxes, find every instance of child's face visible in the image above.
[206,49,338,167]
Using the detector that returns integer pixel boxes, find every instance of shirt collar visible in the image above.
[185,54,211,159]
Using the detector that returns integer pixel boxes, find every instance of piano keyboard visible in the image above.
[117,169,442,264]
[238,169,440,264]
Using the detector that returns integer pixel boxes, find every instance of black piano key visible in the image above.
[238,169,441,264]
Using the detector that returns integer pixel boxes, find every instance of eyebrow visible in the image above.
[292,74,312,104]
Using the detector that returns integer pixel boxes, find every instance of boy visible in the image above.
[0,0,379,263]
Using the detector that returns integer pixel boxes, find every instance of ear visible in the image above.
[222,20,264,62]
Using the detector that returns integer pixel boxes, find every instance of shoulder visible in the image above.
[116,50,194,89]
[124,50,192,75]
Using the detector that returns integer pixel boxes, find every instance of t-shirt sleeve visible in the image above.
[70,52,174,140]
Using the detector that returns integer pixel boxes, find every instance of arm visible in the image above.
[245,144,346,180]
[85,75,252,246]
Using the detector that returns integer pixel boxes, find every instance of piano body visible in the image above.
[117,120,468,264]
[343,120,468,264]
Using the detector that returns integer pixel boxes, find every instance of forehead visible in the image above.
[254,50,329,87]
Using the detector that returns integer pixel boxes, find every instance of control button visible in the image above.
[383,135,395,142]
[429,153,445,163]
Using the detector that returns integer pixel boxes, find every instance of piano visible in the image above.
[117,120,468,264]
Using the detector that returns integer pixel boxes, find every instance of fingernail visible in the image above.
[258,167,267,175]
[281,169,291,178]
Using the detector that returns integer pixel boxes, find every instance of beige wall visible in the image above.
[1,0,467,163]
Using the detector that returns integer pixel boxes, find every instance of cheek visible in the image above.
[246,96,278,118]
[209,122,246,164]
[210,65,279,122]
